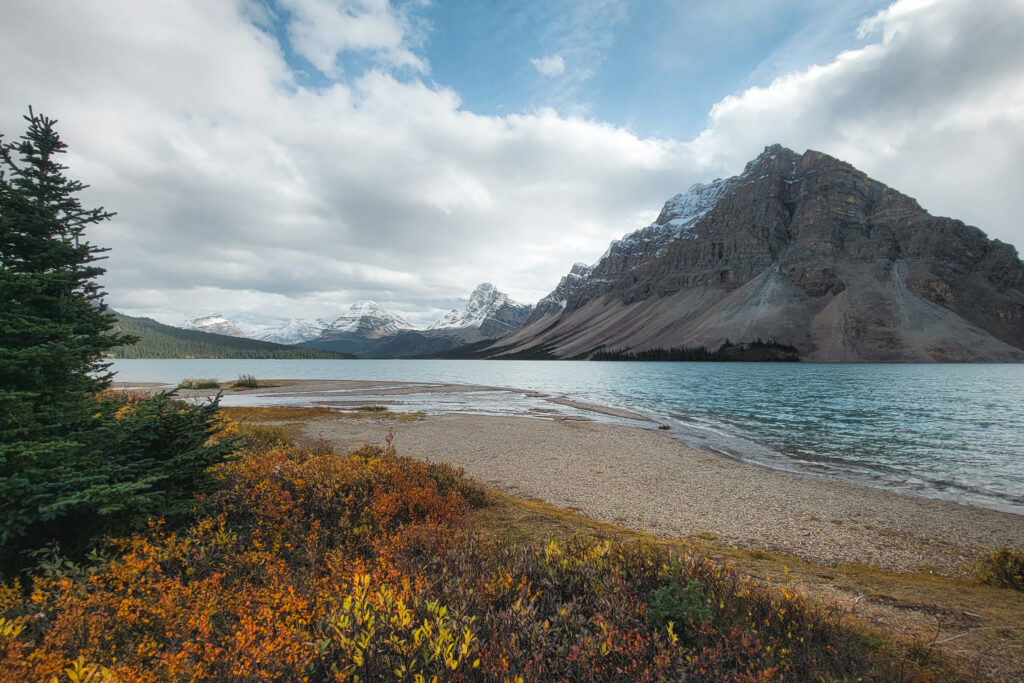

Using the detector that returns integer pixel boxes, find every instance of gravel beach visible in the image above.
[158,379,1024,577]
[305,412,1022,577]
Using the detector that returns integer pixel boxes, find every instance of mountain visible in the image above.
[182,314,247,338]
[487,144,1024,362]
[301,301,437,357]
[256,319,327,345]
[109,313,354,359]
[428,283,533,343]
[320,301,413,340]
[529,263,593,321]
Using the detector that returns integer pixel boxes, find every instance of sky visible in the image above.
[1,0,1022,329]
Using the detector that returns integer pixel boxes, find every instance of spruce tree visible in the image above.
[0,109,132,433]
[0,109,135,559]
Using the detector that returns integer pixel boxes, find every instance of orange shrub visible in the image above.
[0,442,946,682]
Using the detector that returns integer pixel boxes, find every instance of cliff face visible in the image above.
[496,145,1024,361]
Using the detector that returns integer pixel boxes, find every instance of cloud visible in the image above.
[688,0,1024,248]
[0,0,687,325]
[277,0,428,76]
[0,0,1020,329]
[531,54,565,77]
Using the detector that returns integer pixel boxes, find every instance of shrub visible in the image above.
[0,443,951,681]
[647,578,711,636]
[177,378,221,390]
[978,548,1024,591]
[0,391,240,575]
[231,374,260,389]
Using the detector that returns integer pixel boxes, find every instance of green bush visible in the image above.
[0,391,240,575]
[178,378,221,390]
[978,548,1024,591]
[231,374,259,389]
[647,578,712,636]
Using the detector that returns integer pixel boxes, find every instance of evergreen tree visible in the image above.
[0,108,133,441]
[1,111,239,575]
[0,110,140,566]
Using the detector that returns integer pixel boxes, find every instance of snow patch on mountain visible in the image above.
[182,314,248,338]
[425,284,533,342]
[321,301,413,340]
[256,319,328,345]
[428,284,523,330]
[599,178,732,263]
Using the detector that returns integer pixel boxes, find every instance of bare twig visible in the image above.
[934,626,1021,646]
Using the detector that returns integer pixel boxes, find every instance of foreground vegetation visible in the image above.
[0,415,951,681]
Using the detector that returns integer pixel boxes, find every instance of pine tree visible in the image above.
[0,109,135,562]
[0,109,133,438]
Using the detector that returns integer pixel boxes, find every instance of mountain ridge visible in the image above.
[110,313,353,359]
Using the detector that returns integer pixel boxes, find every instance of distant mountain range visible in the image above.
[178,284,533,359]
[148,144,1023,362]
[110,313,353,359]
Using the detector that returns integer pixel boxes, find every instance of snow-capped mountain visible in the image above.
[428,283,532,342]
[319,301,413,340]
[598,177,732,265]
[256,319,328,345]
[182,314,248,338]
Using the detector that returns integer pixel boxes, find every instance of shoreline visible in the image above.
[305,412,1023,578]
[153,378,1024,578]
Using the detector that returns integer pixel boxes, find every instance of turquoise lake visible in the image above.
[111,359,1024,515]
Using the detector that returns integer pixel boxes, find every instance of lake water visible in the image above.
[110,359,1024,515]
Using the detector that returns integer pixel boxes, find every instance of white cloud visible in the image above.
[688,0,1024,248]
[531,54,565,77]
[0,0,687,324]
[279,0,427,76]
[0,0,1020,329]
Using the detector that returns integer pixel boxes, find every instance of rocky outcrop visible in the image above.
[529,263,593,321]
[493,145,1024,362]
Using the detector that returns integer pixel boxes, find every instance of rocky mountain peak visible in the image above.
[321,300,412,340]
[428,283,532,341]
[256,318,327,345]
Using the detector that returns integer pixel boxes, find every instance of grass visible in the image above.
[176,377,294,392]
